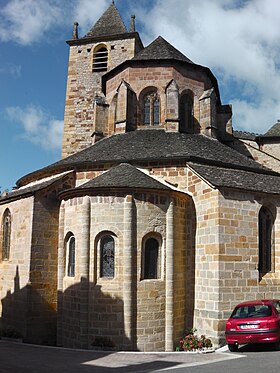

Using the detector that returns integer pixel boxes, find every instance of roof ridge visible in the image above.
[133,35,193,63]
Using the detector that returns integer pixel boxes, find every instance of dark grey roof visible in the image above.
[48,130,270,171]
[262,120,280,137]
[132,36,193,63]
[233,130,258,140]
[0,173,73,203]
[189,162,280,194]
[77,163,171,190]
[84,4,127,38]
[17,130,279,188]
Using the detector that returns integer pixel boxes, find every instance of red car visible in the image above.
[225,299,280,352]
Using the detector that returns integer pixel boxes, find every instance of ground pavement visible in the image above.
[0,341,241,373]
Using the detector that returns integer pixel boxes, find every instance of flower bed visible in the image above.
[176,328,213,352]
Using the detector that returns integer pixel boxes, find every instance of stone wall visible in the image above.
[26,194,59,345]
[186,166,280,346]
[0,197,33,339]
[58,188,190,351]
[62,36,139,158]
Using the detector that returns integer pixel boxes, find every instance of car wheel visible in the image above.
[274,340,280,351]
[228,344,238,352]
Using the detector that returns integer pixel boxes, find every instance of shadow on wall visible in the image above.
[0,268,131,350]
[0,266,57,345]
[58,280,132,351]
[185,198,196,330]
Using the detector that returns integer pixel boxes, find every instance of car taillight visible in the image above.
[261,318,278,329]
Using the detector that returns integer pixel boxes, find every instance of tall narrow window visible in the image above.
[2,209,11,261]
[100,235,115,277]
[143,92,160,126]
[67,236,75,277]
[179,93,193,133]
[144,237,159,279]
[93,46,108,72]
[259,206,274,274]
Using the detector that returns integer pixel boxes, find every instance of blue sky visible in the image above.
[1,0,280,192]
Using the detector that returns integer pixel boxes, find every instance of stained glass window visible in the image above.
[259,206,273,274]
[179,93,193,133]
[2,209,11,261]
[143,92,160,126]
[100,235,115,277]
[144,238,159,279]
[67,236,75,277]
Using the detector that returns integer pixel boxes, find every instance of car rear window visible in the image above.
[231,304,272,319]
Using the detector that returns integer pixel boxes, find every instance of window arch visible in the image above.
[143,91,160,126]
[179,92,194,133]
[93,46,108,72]
[100,235,115,278]
[142,237,160,279]
[259,206,274,275]
[67,235,75,277]
[2,209,11,261]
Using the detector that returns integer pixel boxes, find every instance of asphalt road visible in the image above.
[0,341,279,373]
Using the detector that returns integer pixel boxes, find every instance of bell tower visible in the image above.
[62,2,143,158]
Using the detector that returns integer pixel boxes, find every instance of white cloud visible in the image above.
[0,0,111,45]
[135,0,280,133]
[5,105,63,151]
[72,0,110,37]
[1,0,280,134]
[0,0,63,45]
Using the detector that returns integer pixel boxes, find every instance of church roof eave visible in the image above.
[66,31,143,48]
[16,131,280,188]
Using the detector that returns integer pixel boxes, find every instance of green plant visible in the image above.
[177,328,212,351]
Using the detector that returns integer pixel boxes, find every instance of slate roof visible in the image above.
[77,163,171,191]
[132,36,193,63]
[262,120,280,137]
[84,3,127,38]
[17,130,278,188]
[47,130,269,172]
[233,130,258,141]
[0,173,72,203]
[189,162,280,195]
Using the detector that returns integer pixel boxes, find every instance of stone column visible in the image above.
[57,200,65,346]
[79,196,91,348]
[165,199,174,351]
[123,194,135,349]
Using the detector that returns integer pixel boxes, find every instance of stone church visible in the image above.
[1,2,280,351]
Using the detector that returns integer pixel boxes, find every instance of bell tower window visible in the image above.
[93,46,108,72]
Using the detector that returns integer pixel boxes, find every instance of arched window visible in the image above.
[179,93,193,133]
[143,92,160,126]
[93,46,108,72]
[2,209,11,261]
[259,206,274,274]
[100,235,115,278]
[143,237,159,279]
[67,236,75,277]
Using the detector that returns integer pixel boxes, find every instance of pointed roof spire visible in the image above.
[132,36,193,64]
[84,3,127,38]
